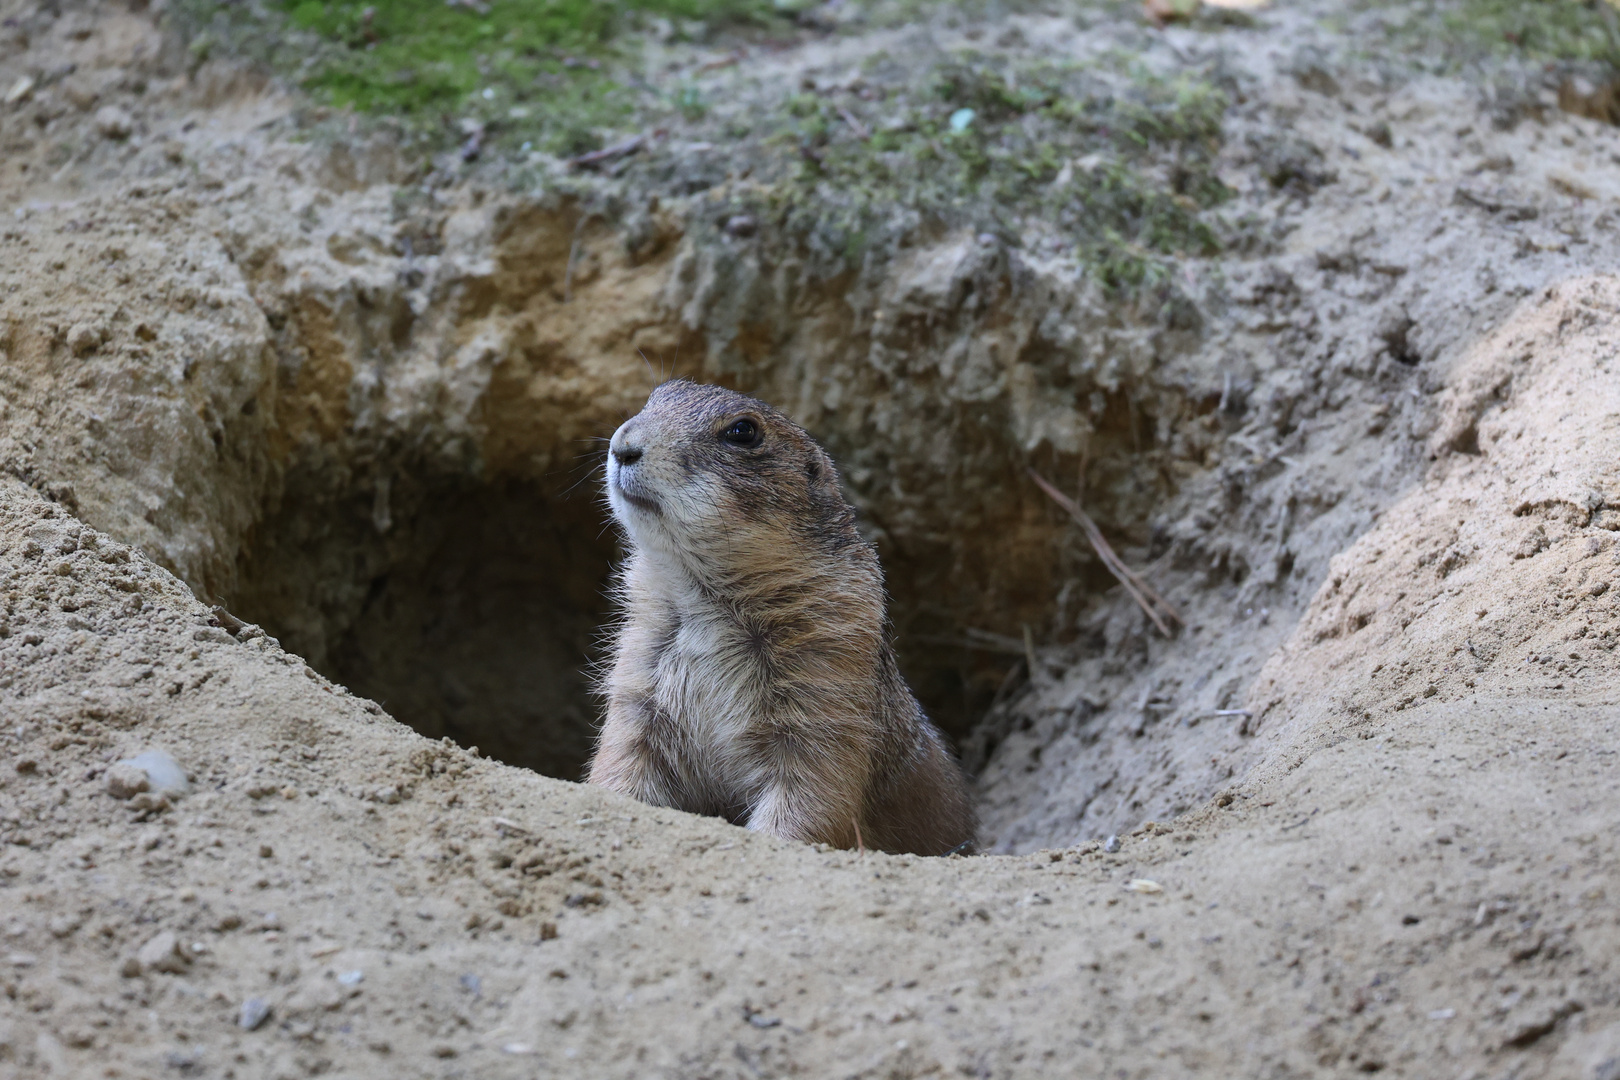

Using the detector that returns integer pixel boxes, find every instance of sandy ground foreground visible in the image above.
[0,2,1619,1078]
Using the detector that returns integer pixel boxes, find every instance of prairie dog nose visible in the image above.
[610,424,644,466]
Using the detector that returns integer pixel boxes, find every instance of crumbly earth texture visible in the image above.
[2,1,1619,1078]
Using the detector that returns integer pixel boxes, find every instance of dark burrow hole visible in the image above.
[231,471,618,782]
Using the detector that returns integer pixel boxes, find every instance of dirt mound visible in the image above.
[970,70,1620,852]
[1249,274,1620,751]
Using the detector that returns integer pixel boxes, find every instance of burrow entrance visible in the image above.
[231,468,617,782]
[217,206,1212,802]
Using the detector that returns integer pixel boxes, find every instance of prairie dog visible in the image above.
[587,380,976,856]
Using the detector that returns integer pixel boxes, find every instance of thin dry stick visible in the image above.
[1028,468,1184,638]
[837,105,871,140]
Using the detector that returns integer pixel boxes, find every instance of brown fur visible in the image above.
[587,380,976,855]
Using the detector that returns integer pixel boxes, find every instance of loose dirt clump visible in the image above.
[1,1,1618,1077]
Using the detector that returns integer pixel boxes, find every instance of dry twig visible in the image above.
[566,134,646,171]
[1028,468,1183,638]
[698,51,743,72]
[837,106,870,140]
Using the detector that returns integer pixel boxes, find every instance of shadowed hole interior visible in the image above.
[230,469,616,781]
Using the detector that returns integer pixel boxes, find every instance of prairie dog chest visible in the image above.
[645,585,765,752]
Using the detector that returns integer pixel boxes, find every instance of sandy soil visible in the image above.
[1,2,1618,1078]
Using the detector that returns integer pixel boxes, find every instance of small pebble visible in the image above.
[4,75,35,105]
[1103,835,1121,853]
[65,323,101,356]
[238,997,272,1031]
[259,844,273,858]
[165,1048,200,1070]
[94,105,133,139]
[1124,879,1163,895]
[135,930,189,974]
[107,751,189,801]
[337,970,363,986]
[104,763,148,800]
[127,751,189,795]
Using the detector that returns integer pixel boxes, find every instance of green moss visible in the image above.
[284,0,607,116]
[1389,0,1620,66]
[173,0,778,154]
[742,51,1232,292]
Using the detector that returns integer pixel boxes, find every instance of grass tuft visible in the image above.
[726,50,1233,291]
[1390,0,1620,67]
[175,0,779,154]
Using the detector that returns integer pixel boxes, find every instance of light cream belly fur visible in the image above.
[648,578,765,808]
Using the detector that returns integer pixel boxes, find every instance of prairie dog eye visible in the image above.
[720,418,762,448]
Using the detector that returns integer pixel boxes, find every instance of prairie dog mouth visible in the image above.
[612,472,663,517]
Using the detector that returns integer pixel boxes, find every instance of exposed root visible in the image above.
[1028,469,1184,638]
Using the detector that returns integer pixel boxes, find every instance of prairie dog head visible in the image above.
[606,380,858,568]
